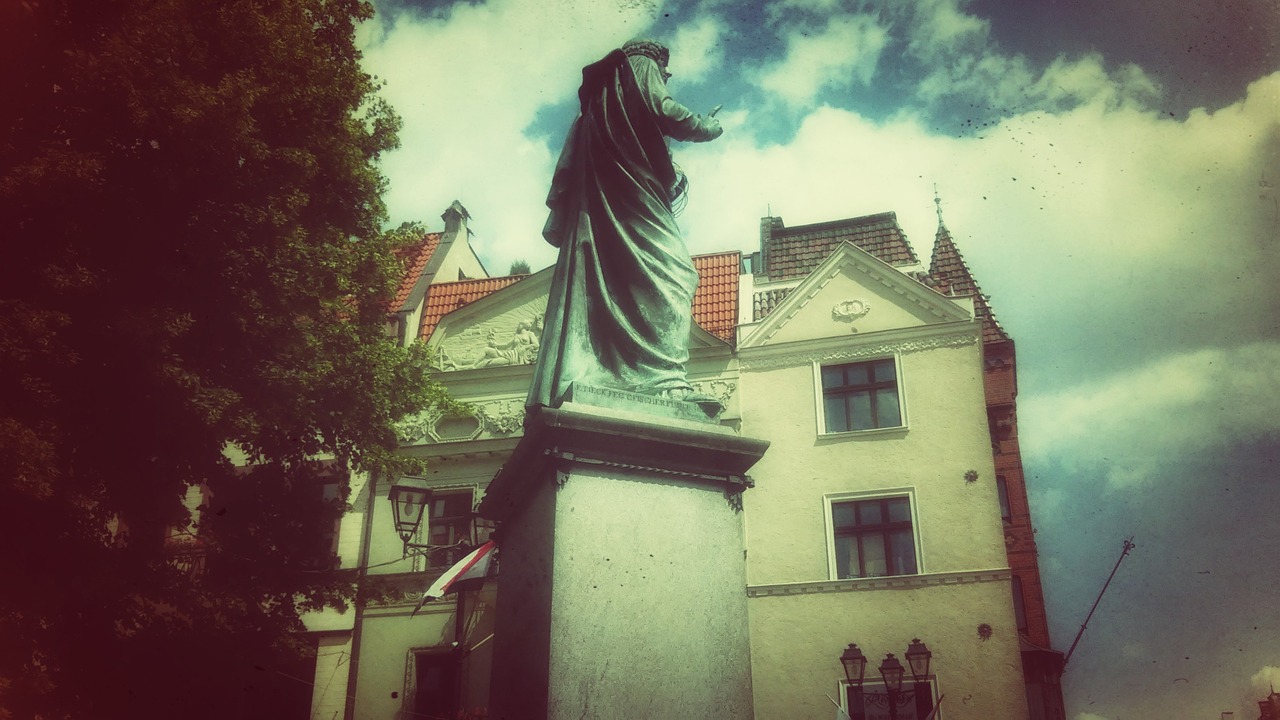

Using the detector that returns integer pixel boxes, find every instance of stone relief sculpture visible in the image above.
[473,317,541,368]
[525,38,724,414]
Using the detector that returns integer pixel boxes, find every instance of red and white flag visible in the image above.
[411,541,496,617]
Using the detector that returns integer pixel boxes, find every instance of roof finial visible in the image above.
[934,184,946,229]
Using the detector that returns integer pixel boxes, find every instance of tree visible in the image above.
[508,259,532,275]
[0,1,445,716]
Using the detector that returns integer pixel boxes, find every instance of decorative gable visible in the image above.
[740,241,972,349]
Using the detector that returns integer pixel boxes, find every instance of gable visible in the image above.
[740,242,972,348]
[426,264,733,372]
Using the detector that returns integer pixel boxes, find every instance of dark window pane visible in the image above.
[825,395,849,433]
[845,363,870,385]
[873,359,896,381]
[832,502,856,529]
[857,500,884,525]
[433,493,470,518]
[851,390,872,430]
[890,529,917,575]
[415,653,459,719]
[861,534,887,577]
[997,476,1011,521]
[822,366,845,388]
[875,388,901,427]
[887,497,911,522]
[1012,575,1029,632]
[834,535,857,579]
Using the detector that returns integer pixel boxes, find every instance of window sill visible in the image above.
[747,568,1011,597]
[817,425,908,442]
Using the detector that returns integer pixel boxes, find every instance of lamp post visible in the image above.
[879,653,906,720]
[838,640,932,720]
[840,644,867,720]
[389,476,432,554]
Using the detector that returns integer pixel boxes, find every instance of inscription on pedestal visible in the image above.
[563,383,718,424]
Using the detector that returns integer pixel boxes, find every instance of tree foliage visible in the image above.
[0,1,444,716]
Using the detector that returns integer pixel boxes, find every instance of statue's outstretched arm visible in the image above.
[628,55,722,143]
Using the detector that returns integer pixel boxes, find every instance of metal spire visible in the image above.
[933,184,946,229]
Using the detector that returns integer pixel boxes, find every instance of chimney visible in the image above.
[442,200,470,237]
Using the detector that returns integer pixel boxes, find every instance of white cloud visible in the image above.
[359,0,663,272]
[1020,342,1280,490]
[902,0,989,61]
[668,15,726,83]
[918,50,1161,111]
[1252,666,1280,694]
[753,14,890,107]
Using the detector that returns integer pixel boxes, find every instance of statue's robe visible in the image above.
[527,49,721,409]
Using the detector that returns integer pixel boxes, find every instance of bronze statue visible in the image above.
[526,39,723,412]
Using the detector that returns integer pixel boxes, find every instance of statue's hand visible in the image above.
[704,115,723,139]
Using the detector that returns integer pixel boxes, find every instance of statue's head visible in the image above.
[623,38,671,81]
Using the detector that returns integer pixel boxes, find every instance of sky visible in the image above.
[355,1,1280,717]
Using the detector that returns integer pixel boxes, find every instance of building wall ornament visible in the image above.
[396,407,443,445]
[690,379,737,406]
[831,298,871,330]
[740,328,978,371]
[475,399,526,436]
[432,315,543,371]
[398,397,529,445]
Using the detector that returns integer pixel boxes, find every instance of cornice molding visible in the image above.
[739,323,979,371]
[747,568,1011,598]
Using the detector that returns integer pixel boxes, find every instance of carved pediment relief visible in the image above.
[434,313,543,372]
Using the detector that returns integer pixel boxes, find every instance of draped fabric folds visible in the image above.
[526,49,720,409]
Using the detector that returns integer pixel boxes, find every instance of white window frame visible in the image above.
[839,677,941,720]
[823,488,924,581]
[813,355,908,437]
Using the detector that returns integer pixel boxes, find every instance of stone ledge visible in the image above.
[747,568,1011,597]
[479,398,769,523]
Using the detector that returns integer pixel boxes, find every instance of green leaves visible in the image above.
[0,0,441,716]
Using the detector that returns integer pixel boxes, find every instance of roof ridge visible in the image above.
[773,211,898,235]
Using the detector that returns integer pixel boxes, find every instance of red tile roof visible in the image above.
[414,254,741,346]
[418,275,524,340]
[925,224,1010,343]
[389,232,442,312]
[763,212,919,281]
[692,252,741,345]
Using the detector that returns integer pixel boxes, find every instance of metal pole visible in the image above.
[1064,537,1135,666]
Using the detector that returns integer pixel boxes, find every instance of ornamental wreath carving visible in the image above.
[831,298,871,331]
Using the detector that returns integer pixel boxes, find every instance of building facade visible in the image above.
[289,201,1065,719]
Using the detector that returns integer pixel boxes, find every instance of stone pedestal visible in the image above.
[479,388,768,720]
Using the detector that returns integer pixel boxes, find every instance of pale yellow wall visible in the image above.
[310,634,353,720]
[738,265,1025,719]
[432,231,488,283]
[748,581,1029,720]
[740,338,1005,586]
[354,603,458,719]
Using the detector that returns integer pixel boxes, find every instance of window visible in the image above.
[830,496,918,579]
[820,358,902,433]
[426,491,474,568]
[413,651,459,719]
[996,475,1012,522]
[1012,574,1029,634]
[844,679,937,720]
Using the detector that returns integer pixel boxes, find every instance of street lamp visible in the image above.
[840,644,867,686]
[839,640,932,720]
[389,476,432,551]
[905,638,932,683]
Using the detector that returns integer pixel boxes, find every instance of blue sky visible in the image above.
[357,1,1280,717]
